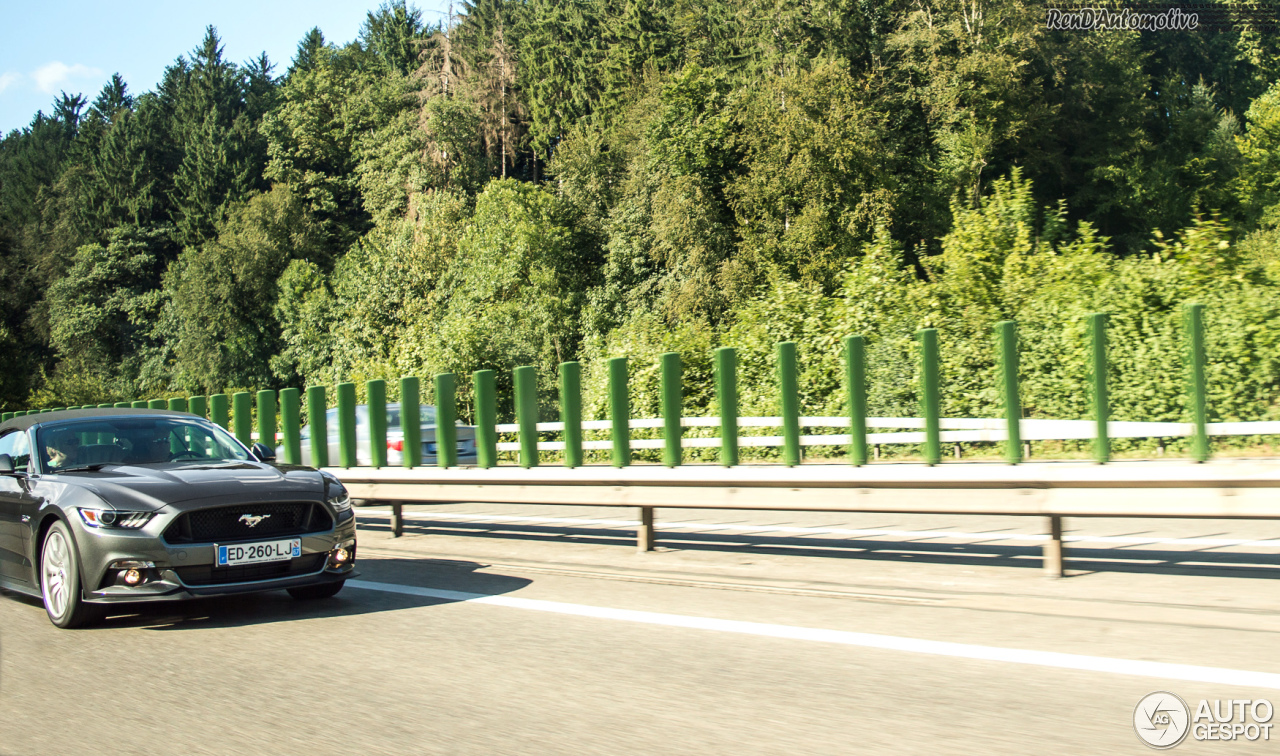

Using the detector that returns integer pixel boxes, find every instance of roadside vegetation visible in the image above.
[2,0,1279,452]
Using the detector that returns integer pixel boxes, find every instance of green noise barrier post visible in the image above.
[997,321,1022,465]
[1185,303,1210,462]
[279,388,301,465]
[188,395,207,419]
[337,382,357,468]
[306,386,328,468]
[844,336,868,467]
[559,362,583,468]
[256,390,276,451]
[435,373,458,469]
[513,366,538,469]
[1089,313,1110,464]
[777,341,801,467]
[232,392,252,446]
[168,397,187,413]
[661,352,683,467]
[917,328,942,466]
[210,394,229,431]
[715,347,739,467]
[400,377,421,469]
[367,380,387,469]
[608,357,631,468]
[472,370,498,468]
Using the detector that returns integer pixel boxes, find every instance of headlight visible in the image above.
[78,508,155,529]
[327,490,352,512]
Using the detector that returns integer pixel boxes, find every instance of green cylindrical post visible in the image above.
[608,358,630,467]
[997,321,1022,465]
[473,371,498,468]
[844,337,868,466]
[917,328,942,466]
[337,382,357,467]
[660,352,683,467]
[777,341,801,467]
[306,386,328,468]
[1185,304,1210,462]
[168,397,187,414]
[232,392,252,446]
[715,347,739,467]
[256,390,277,451]
[1088,314,1110,464]
[210,394,229,430]
[279,388,301,465]
[513,366,538,468]
[131,400,147,409]
[114,402,129,409]
[97,403,111,409]
[435,373,457,468]
[559,362,583,468]
[1,413,11,422]
[188,396,207,418]
[400,377,421,468]
[147,399,166,411]
[367,380,387,468]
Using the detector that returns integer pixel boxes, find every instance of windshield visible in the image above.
[36,417,250,471]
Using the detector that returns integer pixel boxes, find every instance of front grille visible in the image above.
[163,502,333,544]
[174,553,327,586]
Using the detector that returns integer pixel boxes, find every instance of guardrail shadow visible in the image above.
[358,516,1280,580]
[88,559,532,631]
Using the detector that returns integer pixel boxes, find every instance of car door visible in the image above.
[0,429,36,582]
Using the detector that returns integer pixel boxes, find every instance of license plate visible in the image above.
[216,539,301,566]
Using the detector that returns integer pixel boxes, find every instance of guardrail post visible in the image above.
[188,396,206,418]
[844,336,868,466]
[279,388,301,464]
[1044,515,1064,578]
[608,357,631,467]
[1089,313,1110,464]
[638,507,655,552]
[168,397,187,413]
[1184,303,1210,462]
[513,366,538,468]
[661,352,682,467]
[473,370,498,468]
[256,390,276,451]
[400,377,421,468]
[367,380,387,469]
[435,373,458,468]
[559,362,583,468]
[917,328,942,466]
[337,382,357,467]
[715,347,738,467]
[210,394,229,430]
[390,502,403,537]
[306,386,328,468]
[997,321,1022,465]
[777,341,801,466]
[232,392,252,445]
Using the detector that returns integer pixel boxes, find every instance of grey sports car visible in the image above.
[0,408,357,628]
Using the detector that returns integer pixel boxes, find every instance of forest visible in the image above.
[2,0,1279,443]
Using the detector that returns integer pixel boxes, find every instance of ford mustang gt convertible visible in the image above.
[0,408,357,628]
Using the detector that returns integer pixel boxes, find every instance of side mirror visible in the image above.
[0,454,12,474]
[251,443,277,462]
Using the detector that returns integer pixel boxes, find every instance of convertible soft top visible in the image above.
[0,408,194,433]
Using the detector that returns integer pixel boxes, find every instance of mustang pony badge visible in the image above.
[239,514,271,528]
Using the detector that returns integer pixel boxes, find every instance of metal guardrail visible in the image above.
[328,460,1280,578]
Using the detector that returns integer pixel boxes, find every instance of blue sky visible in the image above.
[0,1,451,134]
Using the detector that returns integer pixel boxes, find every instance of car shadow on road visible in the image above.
[358,518,1280,580]
[86,558,532,631]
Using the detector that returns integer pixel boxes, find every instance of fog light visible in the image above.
[123,568,143,585]
[332,548,351,564]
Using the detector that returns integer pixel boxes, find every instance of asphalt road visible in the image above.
[3,505,1280,755]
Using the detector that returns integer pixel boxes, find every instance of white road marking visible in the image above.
[355,510,1280,548]
[348,579,1280,690]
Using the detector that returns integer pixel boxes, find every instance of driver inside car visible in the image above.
[45,432,81,469]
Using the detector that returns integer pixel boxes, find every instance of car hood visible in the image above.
[52,461,324,510]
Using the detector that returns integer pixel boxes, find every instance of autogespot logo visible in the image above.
[1135,692,1191,749]
[1135,692,1275,748]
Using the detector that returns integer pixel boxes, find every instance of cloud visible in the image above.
[0,72,19,94]
[31,62,103,94]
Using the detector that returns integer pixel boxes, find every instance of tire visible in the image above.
[288,580,345,600]
[40,521,102,629]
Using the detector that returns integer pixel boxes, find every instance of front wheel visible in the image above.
[40,521,102,629]
[288,580,345,600]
